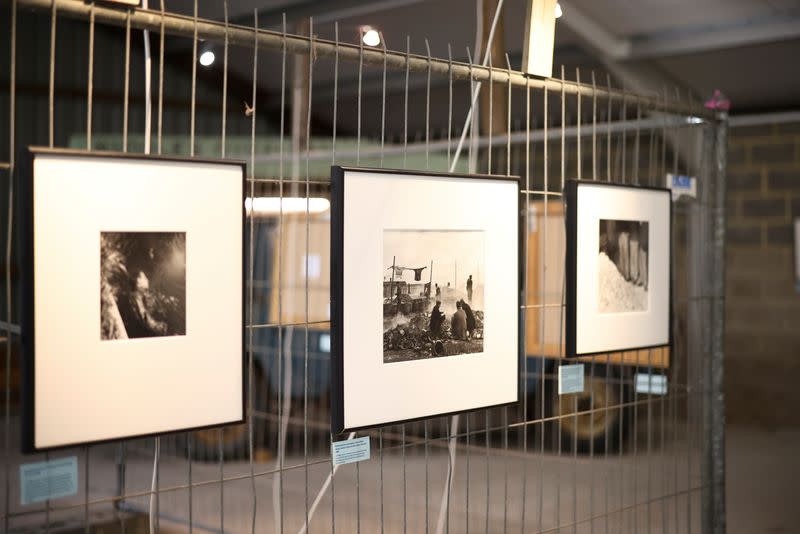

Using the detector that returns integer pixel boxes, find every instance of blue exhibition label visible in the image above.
[666,173,697,201]
[331,436,371,466]
[635,373,668,395]
[558,364,585,395]
[20,456,79,505]
[672,174,692,187]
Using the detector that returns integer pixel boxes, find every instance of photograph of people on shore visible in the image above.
[101,231,187,340]
[598,219,649,313]
[383,229,485,364]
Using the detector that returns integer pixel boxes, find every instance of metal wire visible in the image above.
[3,3,16,534]
[248,8,259,534]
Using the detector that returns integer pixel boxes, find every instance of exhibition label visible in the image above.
[558,364,585,395]
[331,436,371,466]
[666,173,697,201]
[20,456,78,505]
[635,373,668,395]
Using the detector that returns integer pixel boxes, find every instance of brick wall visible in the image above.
[726,121,800,428]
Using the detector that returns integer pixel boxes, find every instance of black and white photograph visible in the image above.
[23,148,244,451]
[382,230,485,363]
[101,231,186,340]
[332,166,520,433]
[566,180,670,357]
[598,219,649,313]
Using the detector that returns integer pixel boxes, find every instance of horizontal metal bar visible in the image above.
[536,485,707,534]
[729,110,800,127]
[1,390,693,523]
[249,114,702,163]
[16,0,714,120]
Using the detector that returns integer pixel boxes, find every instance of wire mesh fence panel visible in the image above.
[1,2,726,533]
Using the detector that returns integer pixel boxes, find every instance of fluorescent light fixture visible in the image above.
[245,197,330,215]
[555,2,563,18]
[361,26,381,47]
[686,116,704,124]
[199,50,215,67]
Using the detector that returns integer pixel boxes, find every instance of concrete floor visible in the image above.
[2,423,798,533]
[725,425,800,534]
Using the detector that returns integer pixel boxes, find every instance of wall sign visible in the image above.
[21,148,245,451]
[331,166,521,433]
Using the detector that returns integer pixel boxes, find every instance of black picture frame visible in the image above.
[330,165,523,435]
[565,179,672,358]
[20,147,247,452]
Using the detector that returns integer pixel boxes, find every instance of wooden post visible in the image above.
[479,0,508,138]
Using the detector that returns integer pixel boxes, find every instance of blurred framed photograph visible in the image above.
[565,180,671,357]
[20,147,245,451]
[331,166,521,433]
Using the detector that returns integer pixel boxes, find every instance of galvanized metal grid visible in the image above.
[1,1,727,533]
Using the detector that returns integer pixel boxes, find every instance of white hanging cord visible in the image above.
[468,0,483,174]
[272,325,295,532]
[435,2,505,532]
[434,414,459,534]
[449,0,505,173]
[296,431,356,534]
[149,437,159,534]
[141,2,156,533]
[143,0,152,155]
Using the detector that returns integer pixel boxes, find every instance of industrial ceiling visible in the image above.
[162,0,800,114]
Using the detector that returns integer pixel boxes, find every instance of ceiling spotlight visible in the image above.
[361,26,381,47]
[199,49,215,67]
[555,2,563,18]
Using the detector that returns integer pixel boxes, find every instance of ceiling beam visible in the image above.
[559,1,800,60]
[557,1,630,59]
[628,15,800,59]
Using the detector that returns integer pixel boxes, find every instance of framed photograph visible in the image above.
[565,180,671,357]
[20,147,245,451]
[331,166,521,433]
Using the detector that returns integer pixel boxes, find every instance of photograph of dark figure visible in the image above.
[451,301,467,340]
[598,219,649,313]
[429,301,445,336]
[382,230,485,363]
[460,299,476,338]
[101,232,186,340]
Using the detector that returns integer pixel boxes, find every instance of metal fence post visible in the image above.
[707,113,728,534]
